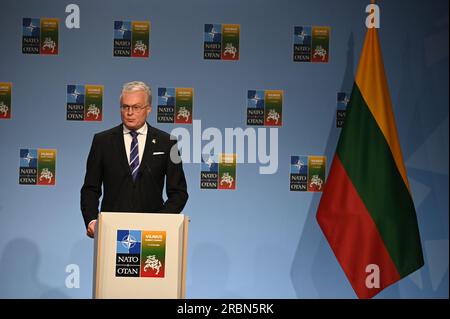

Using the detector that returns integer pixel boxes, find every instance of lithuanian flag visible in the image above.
[316,26,424,298]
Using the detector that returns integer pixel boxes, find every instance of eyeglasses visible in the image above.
[120,104,148,112]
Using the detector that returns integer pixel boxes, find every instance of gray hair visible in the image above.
[120,81,152,105]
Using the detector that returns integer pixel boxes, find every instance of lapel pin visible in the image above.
[152,138,156,144]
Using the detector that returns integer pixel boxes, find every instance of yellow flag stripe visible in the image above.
[355,28,410,192]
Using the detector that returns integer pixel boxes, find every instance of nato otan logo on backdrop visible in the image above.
[247,90,283,126]
[336,92,350,128]
[0,82,12,119]
[22,18,59,55]
[290,156,326,192]
[113,21,150,58]
[116,230,166,278]
[19,149,56,185]
[66,85,103,121]
[204,24,240,60]
[200,153,237,190]
[293,26,330,63]
[157,88,193,124]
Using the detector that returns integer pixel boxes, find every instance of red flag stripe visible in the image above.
[317,155,401,299]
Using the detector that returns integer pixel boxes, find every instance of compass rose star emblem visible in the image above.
[121,234,137,249]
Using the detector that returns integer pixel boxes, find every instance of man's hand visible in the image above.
[86,219,97,238]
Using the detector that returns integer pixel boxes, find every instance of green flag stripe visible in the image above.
[337,84,424,277]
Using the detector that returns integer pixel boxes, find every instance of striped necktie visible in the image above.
[129,131,139,181]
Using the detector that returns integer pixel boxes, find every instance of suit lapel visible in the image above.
[112,124,132,178]
[140,123,156,173]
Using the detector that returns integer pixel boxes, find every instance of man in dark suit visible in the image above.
[81,81,188,238]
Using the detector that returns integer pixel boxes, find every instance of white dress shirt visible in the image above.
[123,123,148,165]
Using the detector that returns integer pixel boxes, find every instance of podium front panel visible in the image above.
[94,212,186,299]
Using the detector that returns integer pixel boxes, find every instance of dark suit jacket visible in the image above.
[80,123,188,228]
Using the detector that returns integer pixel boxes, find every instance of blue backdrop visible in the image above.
[0,0,448,298]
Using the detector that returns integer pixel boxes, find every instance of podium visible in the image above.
[93,212,189,299]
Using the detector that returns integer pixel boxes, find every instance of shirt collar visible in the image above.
[123,123,148,136]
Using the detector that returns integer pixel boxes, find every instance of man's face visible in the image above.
[120,90,151,130]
